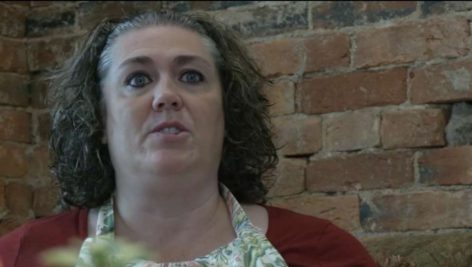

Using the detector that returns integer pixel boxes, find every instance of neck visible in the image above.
[112,170,235,262]
[115,170,220,216]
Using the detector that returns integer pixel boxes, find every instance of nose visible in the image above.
[151,81,183,112]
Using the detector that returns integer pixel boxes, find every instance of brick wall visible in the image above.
[1,1,472,265]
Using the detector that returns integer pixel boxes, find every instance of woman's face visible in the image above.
[101,25,224,177]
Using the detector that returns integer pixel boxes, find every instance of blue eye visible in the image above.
[126,73,151,88]
[180,71,204,84]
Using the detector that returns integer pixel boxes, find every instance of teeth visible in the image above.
[160,127,181,134]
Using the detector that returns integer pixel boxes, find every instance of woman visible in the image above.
[0,11,377,267]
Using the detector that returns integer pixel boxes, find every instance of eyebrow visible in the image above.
[117,55,213,70]
[173,55,213,68]
[118,56,154,70]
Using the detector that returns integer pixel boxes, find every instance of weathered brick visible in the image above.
[250,39,302,77]
[27,36,80,72]
[0,73,30,107]
[418,146,472,185]
[214,2,308,39]
[361,191,472,231]
[0,143,28,178]
[38,113,51,142]
[30,1,75,7]
[421,1,449,16]
[27,145,50,180]
[272,114,321,156]
[421,1,472,16]
[299,68,406,114]
[77,2,162,31]
[266,158,305,198]
[324,109,379,152]
[381,109,446,149]
[0,110,31,143]
[26,8,76,37]
[5,182,33,217]
[304,33,350,73]
[307,151,414,192]
[0,38,27,73]
[0,180,5,211]
[0,3,26,37]
[33,185,59,217]
[269,194,360,232]
[313,1,416,29]
[163,1,253,12]
[363,231,472,267]
[2,1,30,6]
[410,60,472,104]
[446,102,472,145]
[262,79,295,116]
[30,75,48,109]
[354,18,469,68]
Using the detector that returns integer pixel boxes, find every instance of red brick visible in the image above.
[0,3,26,37]
[410,60,472,104]
[38,113,51,142]
[354,18,469,68]
[27,36,80,72]
[363,231,472,267]
[362,191,472,231]
[33,185,59,217]
[304,33,350,73]
[0,143,28,178]
[0,73,30,107]
[0,110,31,143]
[307,151,414,192]
[272,114,321,156]
[299,68,406,114]
[418,146,472,185]
[0,38,27,73]
[262,79,295,116]
[266,158,305,198]
[381,109,446,149]
[250,39,303,76]
[269,194,360,232]
[27,145,51,180]
[324,109,379,152]
[5,182,32,217]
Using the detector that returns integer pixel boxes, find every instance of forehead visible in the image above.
[109,25,215,66]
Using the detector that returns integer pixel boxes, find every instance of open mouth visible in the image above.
[158,127,182,135]
[152,121,188,136]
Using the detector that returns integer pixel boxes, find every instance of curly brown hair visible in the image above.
[48,11,278,208]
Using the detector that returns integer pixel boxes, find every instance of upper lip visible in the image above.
[151,121,189,133]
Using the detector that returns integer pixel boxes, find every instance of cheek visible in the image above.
[104,97,145,139]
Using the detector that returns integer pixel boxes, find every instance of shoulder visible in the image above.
[0,208,88,267]
[265,206,377,267]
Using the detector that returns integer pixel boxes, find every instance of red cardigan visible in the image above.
[0,206,377,267]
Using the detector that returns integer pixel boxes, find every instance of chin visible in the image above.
[146,153,189,174]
